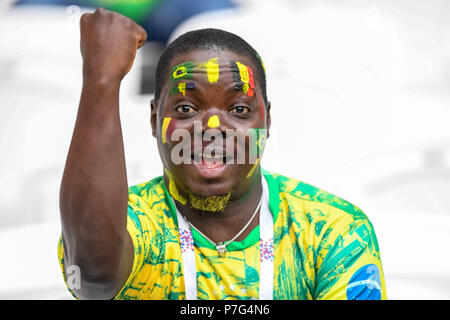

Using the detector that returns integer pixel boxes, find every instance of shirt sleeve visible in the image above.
[314,214,387,300]
[57,235,79,299]
[56,192,156,300]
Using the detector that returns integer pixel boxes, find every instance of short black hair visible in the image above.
[154,28,267,104]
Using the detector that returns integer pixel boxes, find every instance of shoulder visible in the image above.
[264,169,370,228]
[265,169,382,261]
[127,176,174,229]
[129,176,165,200]
[128,176,170,211]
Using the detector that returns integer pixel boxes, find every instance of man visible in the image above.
[58,7,387,300]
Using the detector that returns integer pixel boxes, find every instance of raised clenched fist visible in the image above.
[80,7,147,82]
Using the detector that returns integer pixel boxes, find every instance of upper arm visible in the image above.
[57,200,149,299]
[58,224,136,300]
[314,216,387,300]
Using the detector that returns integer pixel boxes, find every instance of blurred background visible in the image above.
[0,0,449,299]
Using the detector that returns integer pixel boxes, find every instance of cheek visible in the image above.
[161,117,177,144]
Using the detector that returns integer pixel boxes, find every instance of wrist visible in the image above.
[82,74,122,90]
[82,61,125,87]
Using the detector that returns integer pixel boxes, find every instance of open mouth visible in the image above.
[191,151,228,169]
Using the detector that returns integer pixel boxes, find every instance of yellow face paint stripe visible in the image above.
[178,82,186,96]
[164,168,187,205]
[236,61,250,84]
[161,117,172,144]
[206,58,220,83]
[207,115,220,128]
[246,158,260,179]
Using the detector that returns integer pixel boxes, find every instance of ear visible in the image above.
[265,101,271,138]
[150,99,157,138]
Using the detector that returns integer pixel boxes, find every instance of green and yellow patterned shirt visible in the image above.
[58,169,387,300]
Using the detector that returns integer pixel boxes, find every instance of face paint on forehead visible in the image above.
[229,61,255,97]
[169,81,196,96]
[197,58,220,84]
[168,58,220,96]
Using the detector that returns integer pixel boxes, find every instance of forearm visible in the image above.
[60,78,131,297]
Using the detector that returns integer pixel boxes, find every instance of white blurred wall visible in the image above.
[0,0,449,299]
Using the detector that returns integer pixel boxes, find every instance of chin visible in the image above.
[179,162,243,197]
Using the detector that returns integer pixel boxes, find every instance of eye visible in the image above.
[176,105,197,114]
[229,105,250,114]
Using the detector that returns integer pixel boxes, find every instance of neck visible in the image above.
[175,176,263,244]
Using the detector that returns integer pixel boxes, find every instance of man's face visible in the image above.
[151,49,270,204]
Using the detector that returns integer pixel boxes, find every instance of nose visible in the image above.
[207,115,220,129]
[194,112,228,143]
[198,111,226,132]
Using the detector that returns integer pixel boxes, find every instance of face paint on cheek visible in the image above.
[247,128,266,179]
[249,128,266,158]
[161,117,177,144]
[246,158,260,179]
[207,115,220,129]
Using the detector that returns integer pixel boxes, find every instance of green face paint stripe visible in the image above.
[170,61,195,83]
[249,128,266,157]
[256,52,266,76]
[169,59,221,96]
[169,85,179,95]
[170,59,221,84]
[246,158,260,179]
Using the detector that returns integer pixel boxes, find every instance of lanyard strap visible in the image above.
[175,176,274,300]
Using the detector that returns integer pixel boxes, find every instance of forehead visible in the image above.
[164,50,259,86]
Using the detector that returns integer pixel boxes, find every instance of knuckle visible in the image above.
[79,13,90,25]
